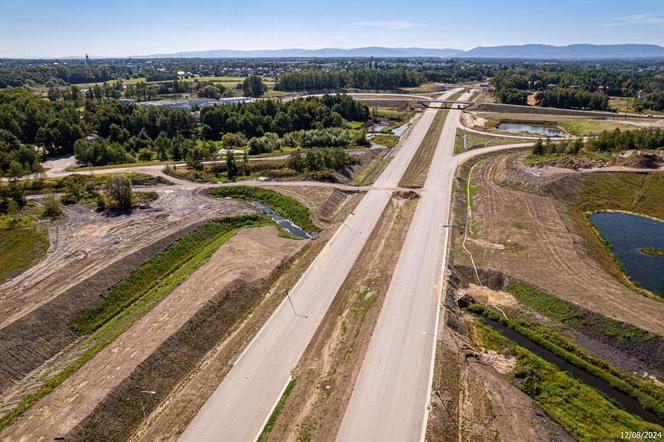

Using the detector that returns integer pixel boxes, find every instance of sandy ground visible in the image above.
[453,152,664,335]
[1,226,304,440]
[0,187,247,329]
[263,195,418,442]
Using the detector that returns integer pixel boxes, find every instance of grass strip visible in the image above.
[66,160,175,172]
[257,377,297,442]
[471,318,663,440]
[453,129,528,155]
[0,215,48,283]
[70,215,264,334]
[211,186,319,233]
[370,134,399,148]
[468,304,664,420]
[506,281,659,344]
[399,109,448,187]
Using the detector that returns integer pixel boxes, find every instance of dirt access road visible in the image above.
[1,226,304,440]
[178,88,464,442]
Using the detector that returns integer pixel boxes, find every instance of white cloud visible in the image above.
[605,14,664,26]
[353,21,423,30]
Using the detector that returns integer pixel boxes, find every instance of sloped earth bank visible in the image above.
[262,194,418,442]
[0,187,243,328]
[426,274,572,442]
[0,188,248,396]
[1,226,305,440]
[129,190,365,441]
[428,150,664,440]
[451,152,664,335]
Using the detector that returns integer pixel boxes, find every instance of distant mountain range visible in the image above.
[140,47,465,59]
[136,44,664,60]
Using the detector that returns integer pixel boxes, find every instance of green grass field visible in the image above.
[507,282,659,344]
[453,129,528,154]
[0,215,48,283]
[371,134,399,148]
[578,173,664,220]
[560,119,638,136]
[211,186,319,233]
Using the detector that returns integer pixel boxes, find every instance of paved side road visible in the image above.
[178,88,463,442]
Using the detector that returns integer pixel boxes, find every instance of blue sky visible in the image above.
[1,0,663,57]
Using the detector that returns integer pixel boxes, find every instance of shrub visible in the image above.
[42,194,62,218]
[105,174,133,211]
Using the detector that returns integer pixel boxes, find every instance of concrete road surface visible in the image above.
[337,93,474,442]
[178,88,463,442]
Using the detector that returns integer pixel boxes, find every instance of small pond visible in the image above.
[392,124,409,136]
[250,201,312,239]
[589,211,664,297]
[497,123,567,137]
[366,122,389,133]
[366,122,409,139]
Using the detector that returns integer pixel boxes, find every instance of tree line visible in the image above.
[532,127,664,156]
[274,69,425,91]
[491,63,664,110]
[200,94,369,139]
[535,88,609,111]
[0,88,371,173]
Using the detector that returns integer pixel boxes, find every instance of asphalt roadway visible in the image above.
[178,88,462,442]
[336,93,473,441]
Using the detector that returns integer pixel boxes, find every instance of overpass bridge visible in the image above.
[417,99,475,109]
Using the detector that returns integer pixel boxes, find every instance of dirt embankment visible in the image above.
[453,152,664,336]
[263,194,418,442]
[2,227,305,441]
[533,150,664,170]
[0,189,248,395]
[0,188,243,327]
[263,186,361,228]
[426,272,572,442]
[130,189,365,441]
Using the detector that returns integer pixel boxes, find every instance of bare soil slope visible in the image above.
[1,226,304,440]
